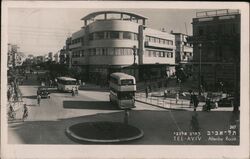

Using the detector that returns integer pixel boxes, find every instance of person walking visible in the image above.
[175,92,179,104]
[190,93,194,108]
[164,89,168,99]
[145,86,149,98]
[75,86,78,96]
[193,94,199,111]
[37,94,41,106]
[23,104,28,121]
[7,88,11,101]
[71,88,75,96]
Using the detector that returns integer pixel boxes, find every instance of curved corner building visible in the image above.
[67,11,176,84]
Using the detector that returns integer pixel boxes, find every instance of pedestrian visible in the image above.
[190,93,194,108]
[145,86,149,98]
[75,86,78,96]
[193,94,199,111]
[164,89,167,99]
[71,88,75,96]
[7,89,11,101]
[175,92,179,104]
[214,101,218,109]
[37,94,41,106]
[206,98,211,111]
[49,80,52,87]
[23,104,28,121]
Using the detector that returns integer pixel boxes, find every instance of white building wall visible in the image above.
[70,18,176,66]
[88,20,139,33]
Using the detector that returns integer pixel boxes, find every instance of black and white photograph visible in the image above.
[1,1,249,159]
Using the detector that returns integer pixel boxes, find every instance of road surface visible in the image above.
[8,77,239,145]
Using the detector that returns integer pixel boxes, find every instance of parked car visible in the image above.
[37,86,50,98]
[218,96,234,107]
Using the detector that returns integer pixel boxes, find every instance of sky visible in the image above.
[8,8,202,56]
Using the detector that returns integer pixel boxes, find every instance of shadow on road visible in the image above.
[63,100,117,110]
[8,110,240,145]
[22,95,37,99]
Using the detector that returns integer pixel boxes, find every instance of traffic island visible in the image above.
[66,121,144,143]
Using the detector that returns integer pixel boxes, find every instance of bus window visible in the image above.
[121,79,134,85]
[118,92,134,100]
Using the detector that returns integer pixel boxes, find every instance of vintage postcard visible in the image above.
[1,1,249,159]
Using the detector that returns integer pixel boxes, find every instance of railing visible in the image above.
[135,92,190,110]
[196,9,240,18]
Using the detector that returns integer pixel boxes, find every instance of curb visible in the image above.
[66,122,144,143]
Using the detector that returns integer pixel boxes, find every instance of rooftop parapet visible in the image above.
[81,11,148,26]
[196,9,240,18]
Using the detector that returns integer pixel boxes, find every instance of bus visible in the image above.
[109,72,136,109]
[57,77,78,92]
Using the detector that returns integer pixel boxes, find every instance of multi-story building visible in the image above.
[190,9,240,92]
[48,52,53,61]
[35,56,45,64]
[68,11,176,84]
[7,44,25,68]
[53,53,59,63]
[59,47,68,64]
[172,33,193,64]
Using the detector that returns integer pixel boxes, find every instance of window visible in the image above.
[110,31,120,39]
[148,50,152,57]
[169,40,173,45]
[134,33,138,40]
[95,32,105,40]
[160,51,165,57]
[123,32,132,39]
[118,91,134,100]
[89,33,94,40]
[96,48,101,56]
[198,26,204,36]
[121,79,134,85]
[166,52,170,58]
[108,48,114,56]
[153,51,156,57]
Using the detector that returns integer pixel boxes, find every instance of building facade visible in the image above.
[7,44,25,68]
[67,11,176,85]
[190,9,240,92]
[172,33,193,64]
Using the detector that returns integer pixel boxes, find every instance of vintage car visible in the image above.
[37,86,50,98]
[218,96,234,107]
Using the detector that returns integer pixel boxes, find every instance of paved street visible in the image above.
[8,78,239,145]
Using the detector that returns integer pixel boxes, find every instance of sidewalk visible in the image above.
[135,92,233,112]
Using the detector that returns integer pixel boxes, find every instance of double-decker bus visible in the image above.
[109,72,136,109]
[57,77,78,92]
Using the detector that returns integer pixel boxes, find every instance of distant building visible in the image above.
[54,53,59,63]
[7,44,25,68]
[172,33,193,64]
[36,56,45,64]
[59,47,68,64]
[67,11,176,84]
[190,9,240,92]
[48,52,53,61]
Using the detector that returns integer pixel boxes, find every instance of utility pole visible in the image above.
[133,45,137,79]
[198,43,202,95]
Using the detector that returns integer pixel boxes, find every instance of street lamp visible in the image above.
[133,45,137,65]
[198,43,202,95]
[132,45,137,78]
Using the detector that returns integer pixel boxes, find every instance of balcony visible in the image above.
[69,43,82,49]
[144,41,175,49]
[183,46,193,53]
